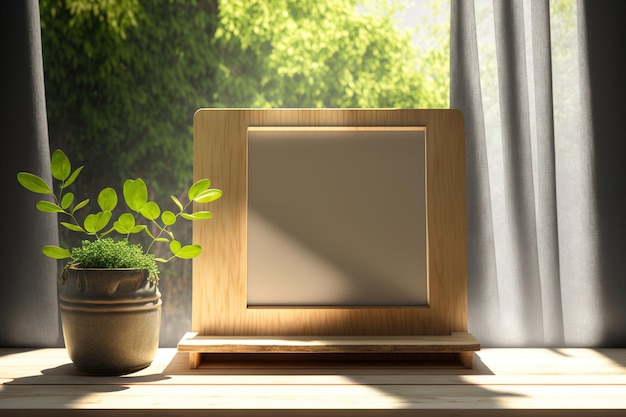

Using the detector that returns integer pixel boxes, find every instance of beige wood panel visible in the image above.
[246,127,428,307]
[191,109,466,337]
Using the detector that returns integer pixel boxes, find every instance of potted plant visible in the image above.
[17,149,222,375]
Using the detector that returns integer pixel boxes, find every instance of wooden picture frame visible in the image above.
[179,109,479,368]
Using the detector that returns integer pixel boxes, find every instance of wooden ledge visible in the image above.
[177,332,480,369]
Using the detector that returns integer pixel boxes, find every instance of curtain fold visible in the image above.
[0,0,61,346]
[527,0,563,346]
[451,0,625,347]
[450,0,502,346]
[492,0,544,345]
[579,0,626,347]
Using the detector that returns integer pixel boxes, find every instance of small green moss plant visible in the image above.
[17,149,222,284]
[71,238,160,280]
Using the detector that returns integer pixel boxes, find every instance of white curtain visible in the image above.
[451,0,626,347]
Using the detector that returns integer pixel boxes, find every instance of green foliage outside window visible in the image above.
[212,0,443,108]
[40,0,449,198]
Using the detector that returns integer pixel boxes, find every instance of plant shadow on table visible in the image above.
[0,362,171,409]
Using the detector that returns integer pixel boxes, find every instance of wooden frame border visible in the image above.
[190,109,467,337]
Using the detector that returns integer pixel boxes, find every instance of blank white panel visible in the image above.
[247,128,427,307]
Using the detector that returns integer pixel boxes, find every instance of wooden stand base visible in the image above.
[177,332,480,369]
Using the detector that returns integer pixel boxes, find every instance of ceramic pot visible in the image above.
[58,267,161,375]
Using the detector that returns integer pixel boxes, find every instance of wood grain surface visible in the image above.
[1,348,626,416]
[191,109,467,337]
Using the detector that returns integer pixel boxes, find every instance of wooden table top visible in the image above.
[1,347,626,416]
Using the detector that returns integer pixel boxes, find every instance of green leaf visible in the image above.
[83,213,99,234]
[61,193,74,210]
[36,200,64,213]
[118,212,136,229]
[50,149,71,181]
[188,178,211,200]
[171,195,184,212]
[42,245,71,259]
[155,258,168,263]
[113,213,135,234]
[144,227,156,239]
[17,172,52,194]
[173,244,202,259]
[97,187,118,211]
[194,189,222,203]
[60,222,84,232]
[113,223,141,235]
[139,201,160,220]
[161,210,177,226]
[113,223,127,234]
[63,166,84,188]
[130,225,146,233]
[169,239,181,254]
[124,178,148,212]
[154,237,169,243]
[96,212,113,231]
[99,227,115,237]
[72,198,89,213]
[181,211,213,220]
[84,211,112,234]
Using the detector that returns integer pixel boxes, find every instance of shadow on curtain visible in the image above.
[0,0,61,346]
[451,0,626,347]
